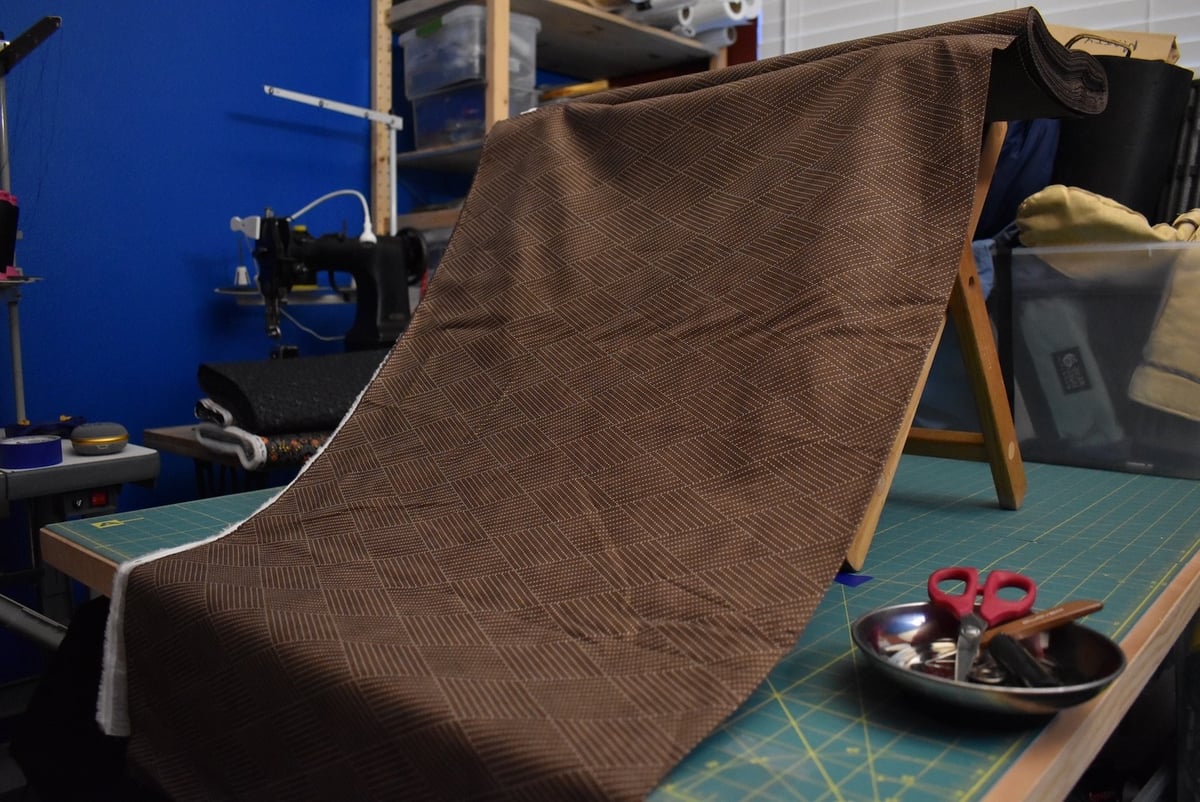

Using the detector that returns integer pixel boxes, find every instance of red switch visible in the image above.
[90,489,108,508]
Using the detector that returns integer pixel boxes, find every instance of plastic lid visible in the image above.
[400,6,540,44]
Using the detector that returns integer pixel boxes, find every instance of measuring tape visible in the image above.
[0,435,64,469]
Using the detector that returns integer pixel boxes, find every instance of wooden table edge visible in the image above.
[40,528,118,597]
[982,546,1200,801]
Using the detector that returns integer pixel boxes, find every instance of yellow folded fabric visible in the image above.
[1017,184,1200,248]
[1016,186,1199,280]
[1016,184,1200,421]
[1128,250,1200,422]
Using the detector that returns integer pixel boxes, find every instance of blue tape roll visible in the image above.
[0,435,63,469]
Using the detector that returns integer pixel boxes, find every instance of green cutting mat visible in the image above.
[46,456,1200,800]
[653,457,1200,801]
[49,488,279,565]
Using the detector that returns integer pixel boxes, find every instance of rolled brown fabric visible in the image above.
[102,8,1105,801]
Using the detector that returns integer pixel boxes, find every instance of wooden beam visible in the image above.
[485,0,512,130]
[371,0,393,234]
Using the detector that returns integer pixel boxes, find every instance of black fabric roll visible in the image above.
[196,350,385,435]
[1163,79,1199,219]
[1052,56,1194,223]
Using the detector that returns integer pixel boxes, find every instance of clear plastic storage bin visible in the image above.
[412,84,539,149]
[1010,241,1200,479]
[399,6,541,100]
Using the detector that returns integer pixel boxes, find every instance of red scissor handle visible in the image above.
[978,569,1036,626]
[927,566,1037,625]
[928,566,980,619]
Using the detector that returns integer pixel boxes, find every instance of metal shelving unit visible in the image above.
[387,0,719,79]
[370,0,725,226]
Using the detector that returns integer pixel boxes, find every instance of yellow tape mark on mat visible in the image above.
[91,517,144,529]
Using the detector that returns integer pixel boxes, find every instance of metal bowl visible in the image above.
[851,602,1125,716]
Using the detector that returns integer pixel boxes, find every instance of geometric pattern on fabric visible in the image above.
[110,9,1105,800]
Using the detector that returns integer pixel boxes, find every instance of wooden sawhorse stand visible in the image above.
[846,122,1026,570]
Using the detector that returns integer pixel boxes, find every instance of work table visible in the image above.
[41,455,1200,800]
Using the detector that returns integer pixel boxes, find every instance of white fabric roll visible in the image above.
[619,0,693,27]
[671,21,695,38]
[696,26,737,48]
[679,0,743,34]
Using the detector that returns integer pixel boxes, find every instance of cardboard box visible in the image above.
[1045,22,1180,64]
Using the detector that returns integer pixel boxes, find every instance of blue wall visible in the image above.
[4,1,390,506]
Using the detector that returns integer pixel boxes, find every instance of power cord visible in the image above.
[288,188,376,243]
[280,307,344,343]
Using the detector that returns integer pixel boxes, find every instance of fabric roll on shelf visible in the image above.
[696,26,737,49]
[620,0,756,39]
[676,0,745,36]
[619,0,692,27]
[192,423,329,471]
[190,352,384,472]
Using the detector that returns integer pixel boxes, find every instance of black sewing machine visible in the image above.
[251,209,426,353]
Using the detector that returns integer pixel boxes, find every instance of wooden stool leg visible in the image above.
[907,244,1032,506]
[906,247,1026,509]
[904,119,1024,510]
[845,122,1021,570]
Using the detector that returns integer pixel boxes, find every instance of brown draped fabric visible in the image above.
[105,8,1104,800]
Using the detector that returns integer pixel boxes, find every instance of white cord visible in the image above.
[288,188,376,243]
[280,307,345,342]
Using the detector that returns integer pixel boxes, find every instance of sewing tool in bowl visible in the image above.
[927,565,1037,682]
[851,600,1125,716]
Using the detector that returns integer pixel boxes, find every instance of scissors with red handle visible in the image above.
[927,566,1037,682]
